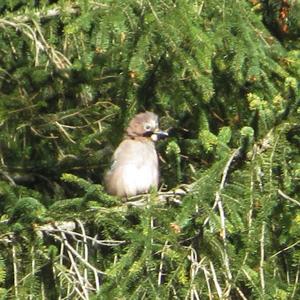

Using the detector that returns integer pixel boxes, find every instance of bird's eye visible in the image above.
[144,124,152,131]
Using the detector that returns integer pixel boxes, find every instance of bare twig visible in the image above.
[12,244,19,299]
[56,263,87,300]
[209,261,222,299]
[0,170,16,186]
[62,232,89,300]
[259,222,266,295]
[197,1,205,16]
[147,0,161,24]
[203,148,241,227]
[30,245,35,300]
[57,235,65,300]
[39,222,125,246]
[0,16,71,69]
[278,189,300,207]
[53,233,106,275]
[55,122,76,144]
[76,220,89,292]
[158,241,169,286]
[186,247,205,300]
[270,240,300,259]
[236,286,248,300]
[292,264,300,298]
[202,263,212,300]
[77,219,100,292]
[3,6,79,23]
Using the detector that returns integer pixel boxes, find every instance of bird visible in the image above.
[105,111,168,197]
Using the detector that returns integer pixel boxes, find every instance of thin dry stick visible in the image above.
[259,222,266,295]
[217,150,242,292]
[197,1,205,16]
[32,19,71,69]
[0,19,41,64]
[234,149,257,288]
[58,267,86,300]
[286,256,291,285]
[248,163,255,230]
[12,244,19,300]
[55,121,76,144]
[158,241,169,286]
[66,245,89,300]
[57,236,65,300]
[191,288,201,300]
[62,232,96,298]
[209,261,222,299]
[56,233,106,275]
[3,6,79,23]
[30,245,35,300]
[201,150,241,297]
[242,268,261,296]
[41,281,46,300]
[292,263,300,298]
[203,148,241,227]
[0,171,16,186]
[278,189,300,207]
[76,220,89,287]
[186,247,200,300]
[240,167,255,268]
[202,264,212,300]
[270,240,300,259]
[56,262,90,300]
[147,0,161,24]
[77,220,100,292]
[62,232,89,300]
[63,284,76,300]
[236,286,248,300]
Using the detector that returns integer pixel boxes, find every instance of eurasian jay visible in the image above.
[105,112,168,197]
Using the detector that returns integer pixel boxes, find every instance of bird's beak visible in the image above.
[151,129,169,141]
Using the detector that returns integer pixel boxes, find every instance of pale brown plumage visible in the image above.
[105,112,168,197]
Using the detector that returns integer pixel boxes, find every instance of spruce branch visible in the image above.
[203,148,242,227]
[201,149,242,295]
[0,17,71,69]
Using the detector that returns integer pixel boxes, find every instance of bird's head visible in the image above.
[126,111,168,141]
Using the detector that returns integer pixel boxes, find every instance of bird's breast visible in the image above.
[105,140,159,197]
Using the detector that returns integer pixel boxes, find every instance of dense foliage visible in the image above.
[0,0,299,299]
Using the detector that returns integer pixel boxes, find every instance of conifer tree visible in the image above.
[0,0,299,299]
